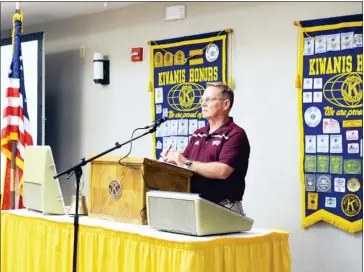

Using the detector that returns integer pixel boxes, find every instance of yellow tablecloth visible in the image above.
[1,210,291,272]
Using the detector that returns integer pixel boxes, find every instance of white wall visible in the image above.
[2,2,362,272]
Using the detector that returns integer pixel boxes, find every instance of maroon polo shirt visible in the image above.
[183,117,250,203]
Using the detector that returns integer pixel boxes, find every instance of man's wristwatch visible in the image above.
[184,159,192,169]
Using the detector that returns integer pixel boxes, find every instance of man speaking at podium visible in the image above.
[160,82,250,215]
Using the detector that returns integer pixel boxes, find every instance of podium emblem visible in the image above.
[109,180,122,200]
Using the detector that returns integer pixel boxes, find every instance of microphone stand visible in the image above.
[54,126,157,272]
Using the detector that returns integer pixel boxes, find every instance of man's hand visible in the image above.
[161,149,234,180]
[159,145,172,161]
[163,150,186,167]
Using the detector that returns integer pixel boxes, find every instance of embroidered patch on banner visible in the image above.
[317,156,329,173]
[304,107,322,127]
[316,174,332,193]
[347,178,360,192]
[341,194,361,217]
[323,118,340,133]
[348,143,360,154]
[305,155,317,172]
[325,197,337,208]
[344,159,361,174]
[307,193,319,210]
[334,178,346,193]
[305,174,316,191]
[346,130,359,140]
[329,156,343,174]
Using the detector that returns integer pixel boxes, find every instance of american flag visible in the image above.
[1,10,33,210]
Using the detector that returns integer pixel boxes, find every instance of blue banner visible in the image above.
[148,30,230,159]
[297,14,363,233]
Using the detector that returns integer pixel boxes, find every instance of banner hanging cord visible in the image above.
[292,19,361,89]
[147,29,233,92]
[148,29,231,65]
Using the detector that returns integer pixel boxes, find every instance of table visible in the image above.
[1,209,291,272]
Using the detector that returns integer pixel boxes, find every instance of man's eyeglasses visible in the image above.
[199,97,226,104]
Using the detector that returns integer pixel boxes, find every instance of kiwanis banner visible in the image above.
[297,14,363,233]
[148,30,231,159]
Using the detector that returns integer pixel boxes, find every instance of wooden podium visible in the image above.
[88,156,193,225]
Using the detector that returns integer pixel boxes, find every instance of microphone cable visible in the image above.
[117,127,158,191]
[117,126,160,222]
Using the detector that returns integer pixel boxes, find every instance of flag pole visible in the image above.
[10,1,21,209]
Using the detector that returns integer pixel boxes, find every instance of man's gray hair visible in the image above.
[206,82,234,109]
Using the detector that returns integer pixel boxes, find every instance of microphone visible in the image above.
[144,117,167,129]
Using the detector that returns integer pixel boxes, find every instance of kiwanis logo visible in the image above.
[167,83,204,112]
[341,194,361,217]
[323,72,363,108]
[108,180,122,200]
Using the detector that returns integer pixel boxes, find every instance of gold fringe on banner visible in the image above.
[148,40,153,92]
[226,28,234,89]
[294,21,302,89]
